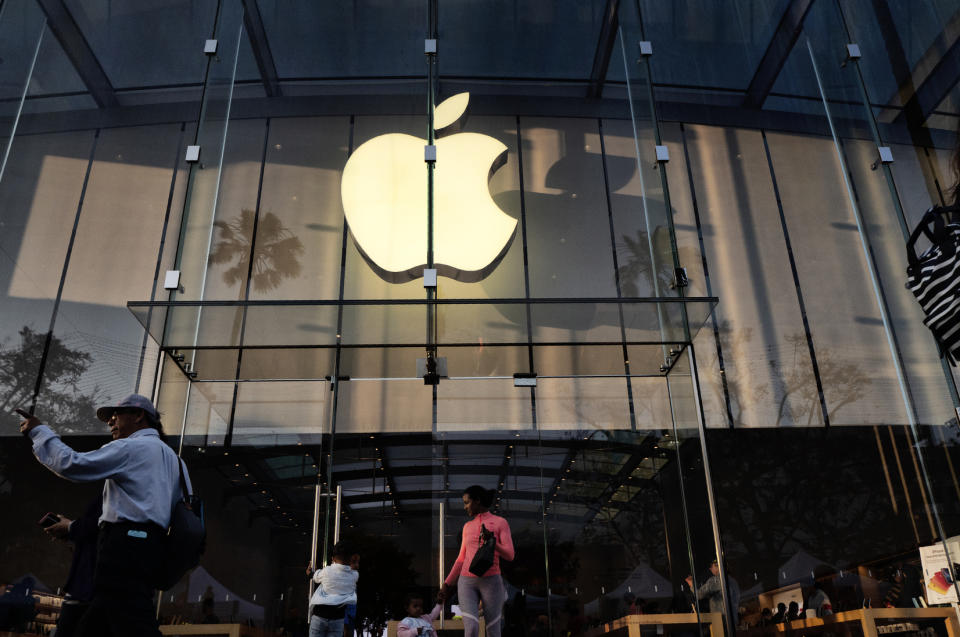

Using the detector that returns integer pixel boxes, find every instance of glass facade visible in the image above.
[1,2,959,636]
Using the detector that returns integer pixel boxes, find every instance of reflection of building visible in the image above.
[1,2,960,636]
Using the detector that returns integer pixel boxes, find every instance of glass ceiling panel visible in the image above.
[440,0,606,80]
[129,298,716,349]
[0,0,45,103]
[63,0,217,90]
[255,0,427,79]
[634,0,792,90]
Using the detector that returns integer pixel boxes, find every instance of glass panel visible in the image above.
[231,381,332,445]
[252,117,351,301]
[842,138,956,426]
[159,441,315,632]
[764,130,908,426]
[50,124,182,429]
[682,124,821,427]
[706,425,955,628]
[520,117,619,298]
[0,0,45,176]
[172,0,244,308]
[667,354,732,635]
[0,130,96,434]
[23,23,95,114]
[636,0,792,93]
[256,1,427,80]
[432,115,525,299]
[63,0,218,91]
[202,118,268,301]
[342,115,431,301]
[441,1,605,79]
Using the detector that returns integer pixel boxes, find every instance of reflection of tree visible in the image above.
[705,427,922,604]
[507,529,580,595]
[617,229,676,297]
[209,209,304,293]
[0,326,103,435]
[711,323,871,426]
[351,532,418,637]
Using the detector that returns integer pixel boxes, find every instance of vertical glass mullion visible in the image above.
[165,0,244,369]
[616,4,689,368]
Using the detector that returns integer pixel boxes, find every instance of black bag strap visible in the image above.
[177,458,190,500]
[907,207,949,266]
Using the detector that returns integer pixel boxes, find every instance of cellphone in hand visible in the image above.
[38,512,61,528]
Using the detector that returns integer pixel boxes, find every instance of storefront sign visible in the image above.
[341,93,517,282]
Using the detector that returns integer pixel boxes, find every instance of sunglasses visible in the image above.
[110,407,142,417]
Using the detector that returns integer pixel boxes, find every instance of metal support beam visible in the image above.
[742,0,815,110]
[241,0,282,98]
[892,11,960,127]
[587,0,620,99]
[34,0,118,108]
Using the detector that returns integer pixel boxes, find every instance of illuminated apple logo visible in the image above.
[341,92,517,282]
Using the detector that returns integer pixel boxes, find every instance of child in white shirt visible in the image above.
[306,540,360,637]
[398,592,442,637]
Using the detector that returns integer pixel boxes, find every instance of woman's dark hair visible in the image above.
[463,485,493,508]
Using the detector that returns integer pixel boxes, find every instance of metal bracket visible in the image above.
[163,270,181,291]
[424,145,437,163]
[418,356,447,385]
[846,43,862,60]
[655,145,670,162]
[424,39,437,55]
[513,372,537,387]
[871,146,894,170]
[638,41,653,56]
[185,145,200,163]
[669,267,689,289]
[204,39,218,55]
[423,268,437,288]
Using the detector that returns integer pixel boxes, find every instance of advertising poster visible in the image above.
[918,542,960,605]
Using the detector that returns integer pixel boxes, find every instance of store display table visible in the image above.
[160,623,267,637]
[588,612,725,637]
[754,607,960,637]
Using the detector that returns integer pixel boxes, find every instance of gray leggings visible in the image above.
[457,575,505,637]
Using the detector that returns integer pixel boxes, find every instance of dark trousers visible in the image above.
[77,521,163,637]
[56,599,90,637]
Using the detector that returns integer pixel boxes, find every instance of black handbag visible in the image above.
[156,458,206,590]
[468,523,496,576]
[906,205,960,366]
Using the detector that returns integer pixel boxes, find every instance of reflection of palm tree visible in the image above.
[617,228,680,297]
[209,209,304,294]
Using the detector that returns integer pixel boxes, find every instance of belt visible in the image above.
[312,604,346,620]
[99,520,163,534]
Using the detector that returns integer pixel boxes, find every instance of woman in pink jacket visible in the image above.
[439,485,514,637]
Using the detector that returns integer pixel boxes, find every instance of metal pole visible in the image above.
[687,346,734,637]
[308,467,323,614]
[439,501,445,630]
[334,484,342,543]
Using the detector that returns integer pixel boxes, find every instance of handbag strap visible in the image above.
[176,457,191,500]
[907,207,948,266]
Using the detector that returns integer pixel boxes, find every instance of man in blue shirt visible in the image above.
[19,393,189,637]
